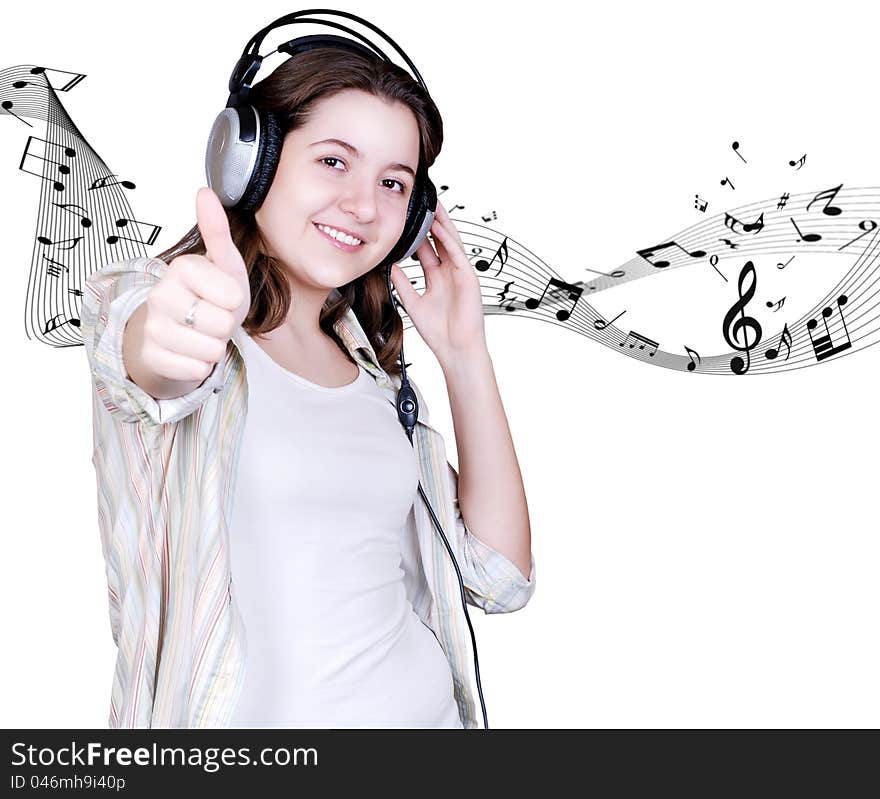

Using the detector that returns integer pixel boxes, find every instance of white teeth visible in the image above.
[317,224,362,246]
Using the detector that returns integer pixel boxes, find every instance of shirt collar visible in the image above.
[230,300,397,392]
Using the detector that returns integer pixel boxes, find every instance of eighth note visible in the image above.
[474,237,508,276]
[684,345,701,372]
[525,278,583,321]
[720,176,735,190]
[806,183,843,217]
[88,174,136,191]
[764,323,792,361]
[37,234,83,250]
[765,296,786,312]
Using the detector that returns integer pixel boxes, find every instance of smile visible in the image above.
[313,223,365,252]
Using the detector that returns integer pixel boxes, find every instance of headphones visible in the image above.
[203,10,489,729]
[204,17,437,270]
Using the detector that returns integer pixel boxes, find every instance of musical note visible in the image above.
[36,234,83,250]
[765,296,786,312]
[789,153,807,170]
[719,238,739,250]
[449,204,464,213]
[684,345,701,372]
[525,278,584,321]
[594,310,626,330]
[474,237,508,276]
[720,176,735,190]
[708,254,728,282]
[437,185,449,196]
[88,174,136,191]
[106,217,161,246]
[731,141,747,163]
[18,136,77,192]
[470,246,483,256]
[52,202,92,228]
[619,331,658,357]
[499,296,518,312]
[43,255,69,277]
[43,314,80,334]
[636,240,707,269]
[777,255,795,270]
[723,212,765,235]
[806,183,843,216]
[481,211,498,222]
[743,213,765,234]
[721,261,763,375]
[806,295,851,362]
[839,220,877,251]
[764,323,792,361]
[584,267,625,279]
[0,99,34,127]
[791,218,821,243]
[694,194,708,212]
[20,65,87,92]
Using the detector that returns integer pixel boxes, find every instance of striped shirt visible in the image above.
[81,256,536,729]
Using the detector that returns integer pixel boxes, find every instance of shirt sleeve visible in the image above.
[81,256,226,426]
[408,375,537,615]
[446,460,537,614]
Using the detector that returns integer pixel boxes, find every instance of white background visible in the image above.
[1,0,878,728]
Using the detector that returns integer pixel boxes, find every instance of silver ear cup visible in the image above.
[205,107,261,207]
[399,209,434,262]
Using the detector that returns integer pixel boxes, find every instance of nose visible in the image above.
[339,177,378,223]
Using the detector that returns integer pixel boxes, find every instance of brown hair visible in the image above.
[155,47,443,376]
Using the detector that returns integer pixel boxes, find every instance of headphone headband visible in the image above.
[227,9,431,107]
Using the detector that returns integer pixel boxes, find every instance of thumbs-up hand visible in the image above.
[195,186,251,327]
[139,187,251,385]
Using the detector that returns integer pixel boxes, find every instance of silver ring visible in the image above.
[184,298,201,327]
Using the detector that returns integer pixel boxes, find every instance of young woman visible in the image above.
[82,45,536,729]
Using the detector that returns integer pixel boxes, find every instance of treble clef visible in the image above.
[722,261,763,375]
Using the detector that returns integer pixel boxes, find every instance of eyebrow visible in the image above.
[309,138,416,179]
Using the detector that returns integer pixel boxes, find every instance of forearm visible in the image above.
[439,346,532,580]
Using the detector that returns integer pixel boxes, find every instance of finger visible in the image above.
[428,220,458,267]
[196,187,242,274]
[417,234,442,268]
[390,264,419,310]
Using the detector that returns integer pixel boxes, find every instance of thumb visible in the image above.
[196,187,246,277]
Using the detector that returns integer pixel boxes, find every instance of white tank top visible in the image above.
[227,330,462,728]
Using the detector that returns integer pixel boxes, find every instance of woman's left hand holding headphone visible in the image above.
[389,200,488,367]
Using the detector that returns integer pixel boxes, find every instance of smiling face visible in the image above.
[254,88,421,298]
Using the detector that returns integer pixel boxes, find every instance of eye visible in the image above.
[320,156,346,171]
[318,157,407,194]
[381,178,407,194]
